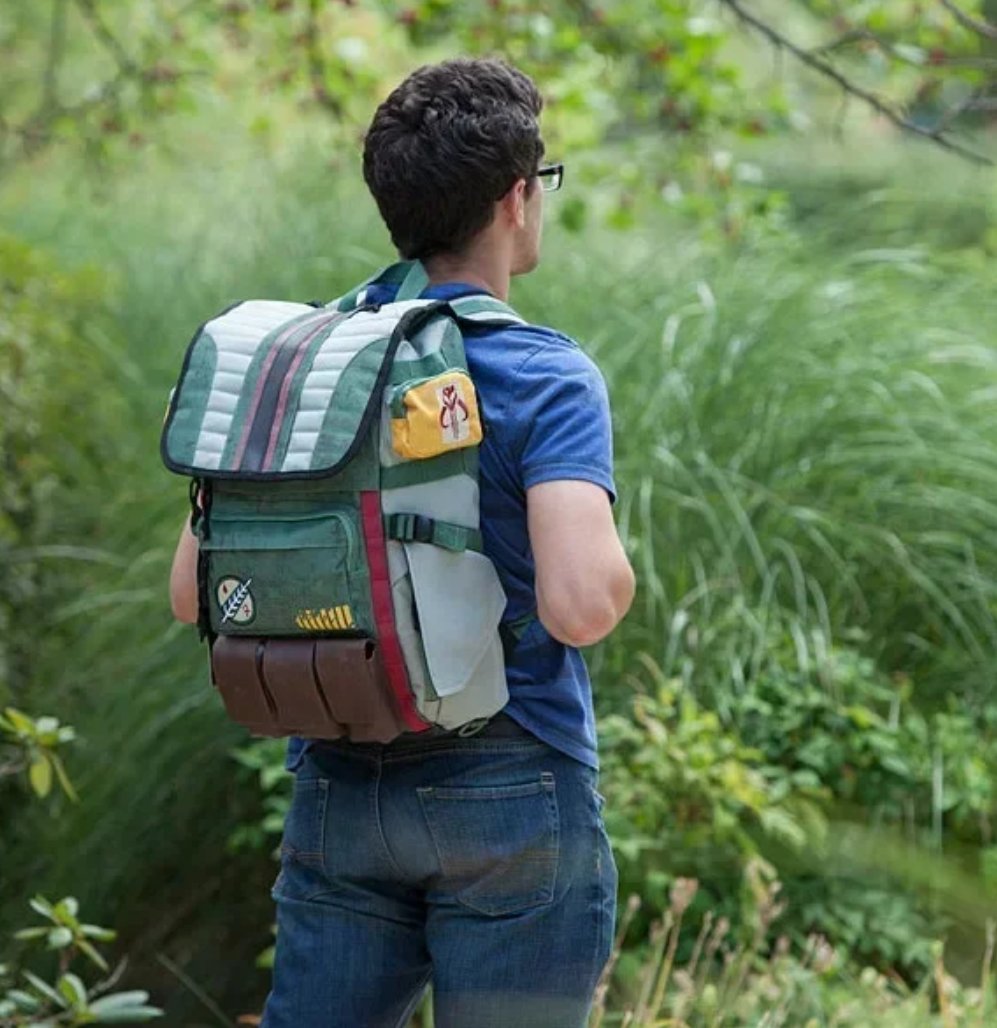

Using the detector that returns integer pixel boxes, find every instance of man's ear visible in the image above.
[500,178,528,230]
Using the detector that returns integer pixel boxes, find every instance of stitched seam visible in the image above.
[546,773,560,904]
[415,791,450,894]
[373,755,407,879]
[316,779,329,878]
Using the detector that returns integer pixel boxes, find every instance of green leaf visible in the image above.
[57,972,88,1010]
[13,927,49,941]
[894,43,927,65]
[28,896,55,920]
[50,753,79,803]
[77,937,110,972]
[22,969,69,1009]
[55,897,79,921]
[3,708,35,734]
[88,991,151,1012]
[29,756,52,798]
[6,988,42,1012]
[80,924,117,942]
[91,1005,164,1023]
[47,926,74,949]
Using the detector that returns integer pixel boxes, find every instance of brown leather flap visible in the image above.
[210,637,411,743]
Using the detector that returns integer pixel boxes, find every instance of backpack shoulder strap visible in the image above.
[330,261,429,312]
[331,262,527,327]
[449,294,526,327]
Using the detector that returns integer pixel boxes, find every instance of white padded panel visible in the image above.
[280,302,432,472]
[193,301,318,468]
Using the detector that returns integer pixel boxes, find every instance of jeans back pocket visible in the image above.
[417,772,559,917]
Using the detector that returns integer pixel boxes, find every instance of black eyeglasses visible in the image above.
[536,163,564,193]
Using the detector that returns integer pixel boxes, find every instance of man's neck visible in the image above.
[423,246,511,302]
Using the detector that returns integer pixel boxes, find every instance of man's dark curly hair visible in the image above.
[363,58,545,261]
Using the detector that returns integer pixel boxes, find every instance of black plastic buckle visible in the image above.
[412,515,435,544]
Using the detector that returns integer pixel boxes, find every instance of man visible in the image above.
[170,56,635,1028]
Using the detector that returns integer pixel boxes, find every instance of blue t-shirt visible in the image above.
[289,280,616,770]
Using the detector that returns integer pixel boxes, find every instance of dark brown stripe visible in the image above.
[241,314,333,473]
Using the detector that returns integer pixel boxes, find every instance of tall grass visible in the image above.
[3,136,997,1017]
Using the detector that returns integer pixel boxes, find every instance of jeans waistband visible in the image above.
[392,712,532,744]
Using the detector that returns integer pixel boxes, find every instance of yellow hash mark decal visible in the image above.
[295,605,356,632]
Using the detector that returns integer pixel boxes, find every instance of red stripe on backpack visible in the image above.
[360,491,429,733]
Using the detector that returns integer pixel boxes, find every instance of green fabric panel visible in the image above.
[321,430,380,492]
[309,336,391,472]
[165,331,218,466]
[211,480,353,517]
[380,449,477,489]
[268,314,349,472]
[219,308,320,468]
[204,486,374,637]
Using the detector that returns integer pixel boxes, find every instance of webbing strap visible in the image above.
[331,263,412,312]
[381,449,476,489]
[396,261,430,302]
[385,513,483,553]
[331,262,525,323]
[499,609,537,662]
[450,295,525,324]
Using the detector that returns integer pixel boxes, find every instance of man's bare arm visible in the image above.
[170,518,199,624]
[527,480,635,648]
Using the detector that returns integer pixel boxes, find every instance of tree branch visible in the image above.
[43,0,69,116]
[305,0,343,118]
[718,0,994,166]
[809,29,875,56]
[73,0,138,74]
[937,0,997,42]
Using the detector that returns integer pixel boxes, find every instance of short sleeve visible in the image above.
[512,340,616,502]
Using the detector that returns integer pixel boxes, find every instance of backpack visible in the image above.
[161,260,530,743]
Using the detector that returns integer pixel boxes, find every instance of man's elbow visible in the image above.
[541,563,635,648]
[170,582,199,625]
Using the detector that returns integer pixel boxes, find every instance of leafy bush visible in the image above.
[0,715,162,1026]
[592,868,997,1028]
[599,655,827,916]
[1,896,161,1027]
[0,234,110,705]
[601,632,997,977]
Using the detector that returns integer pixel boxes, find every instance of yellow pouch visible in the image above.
[390,371,483,460]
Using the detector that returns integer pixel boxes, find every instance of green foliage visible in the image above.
[229,739,293,857]
[599,655,827,915]
[1,898,162,1027]
[0,708,77,802]
[593,871,997,1027]
[600,632,997,976]
[0,708,163,1027]
[0,233,110,706]
[14,896,117,973]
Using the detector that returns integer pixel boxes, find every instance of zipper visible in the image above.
[205,506,359,563]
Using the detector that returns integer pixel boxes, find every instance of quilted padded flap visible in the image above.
[162,299,431,480]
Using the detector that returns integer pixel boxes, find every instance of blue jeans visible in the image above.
[261,716,618,1028]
